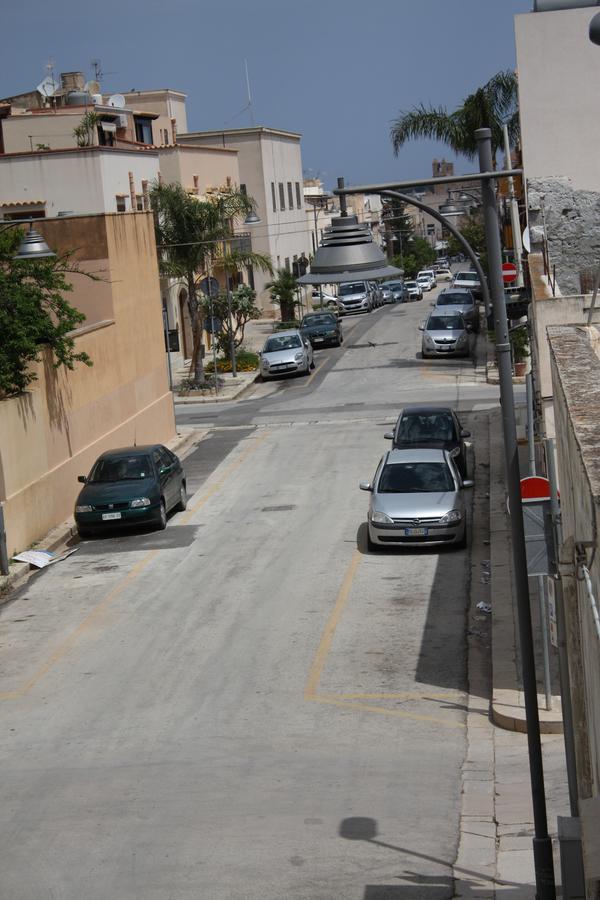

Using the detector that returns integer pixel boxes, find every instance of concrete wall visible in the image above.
[2,108,83,152]
[0,148,159,217]
[157,145,239,195]
[549,324,600,890]
[515,6,600,191]
[0,212,175,555]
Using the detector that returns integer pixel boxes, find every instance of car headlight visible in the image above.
[131,497,151,508]
[371,510,394,524]
[424,335,435,347]
[294,351,304,361]
[439,509,462,525]
[75,504,93,513]
[457,334,468,343]
[261,357,270,367]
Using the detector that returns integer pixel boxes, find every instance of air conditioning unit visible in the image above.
[117,114,128,129]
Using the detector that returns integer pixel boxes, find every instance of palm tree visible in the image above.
[151,183,271,385]
[266,268,299,322]
[390,70,519,165]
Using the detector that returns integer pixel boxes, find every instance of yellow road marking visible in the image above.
[307,693,465,729]
[0,550,158,700]
[179,431,270,525]
[1,431,270,701]
[305,359,326,386]
[304,549,465,729]
[304,549,362,699]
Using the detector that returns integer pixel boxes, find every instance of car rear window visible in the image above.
[378,462,455,493]
[397,413,456,443]
[427,315,464,330]
[302,314,335,326]
[437,293,474,306]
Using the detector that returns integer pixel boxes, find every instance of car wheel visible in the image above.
[175,483,187,512]
[456,528,467,550]
[310,358,315,370]
[367,532,379,552]
[157,499,167,531]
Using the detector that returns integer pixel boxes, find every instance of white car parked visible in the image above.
[259,330,315,379]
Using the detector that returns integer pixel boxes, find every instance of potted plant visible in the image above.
[510,326,529,376]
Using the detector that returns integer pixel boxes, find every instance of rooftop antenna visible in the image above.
[91,59,103,82]
[244,59,255,126]
[223,59,256,127]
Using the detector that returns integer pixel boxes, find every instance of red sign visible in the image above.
[502,262,518,284]
[520,476,556,501]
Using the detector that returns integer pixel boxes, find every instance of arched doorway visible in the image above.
[179,289,193,360]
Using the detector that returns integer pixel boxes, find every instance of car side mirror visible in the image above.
[461,429,471,438]
[359,481,373,492]
[462,479,474,488]
[77,475,87,483]
[383,432,394,440]
[466,324,473,333]
[418,324,425,332]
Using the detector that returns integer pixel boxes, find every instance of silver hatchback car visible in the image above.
[420,308,471,358]
[360,448,473,549]
[259,329,314,379]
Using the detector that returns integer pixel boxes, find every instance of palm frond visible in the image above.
[391,105,462,155]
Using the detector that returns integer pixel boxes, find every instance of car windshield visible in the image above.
[456,273,478,282]
[302,314,335,326]
[378,462,455,493]
[385,281,403,290]
[264,335,302,352]
[417,277,430,282]
[437,293,473,306]
[339,282,366,295]
[405,282,417,288]
[396,413,456,443]
[427,315,464,330]
[89,454,152,482]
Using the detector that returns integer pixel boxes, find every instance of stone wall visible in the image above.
[528,177,600,295]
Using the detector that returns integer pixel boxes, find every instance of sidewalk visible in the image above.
[453,411,569,898]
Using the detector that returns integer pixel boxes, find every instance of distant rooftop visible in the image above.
[180,126,302,140]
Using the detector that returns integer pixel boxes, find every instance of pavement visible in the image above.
[453,411,569,898]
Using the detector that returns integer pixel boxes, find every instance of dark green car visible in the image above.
[300,312,343,348]
[74,445,186,538]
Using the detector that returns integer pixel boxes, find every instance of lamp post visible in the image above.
[300,140,556,899]
[0,219,56,260]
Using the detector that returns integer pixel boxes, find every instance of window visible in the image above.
[295,182,302,208]
[116,196,127,212]
[247,265,255,290]
[134,117,153,144]
[287,182,294,209]
[163,128,169,144]
[240,183,247,196]
[284,257,290,272]
[136,195,143,211]
[278,182,285,210]
[271,182,277,212]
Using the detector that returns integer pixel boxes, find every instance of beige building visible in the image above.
[179,126,312,311]
[0,212,175,556]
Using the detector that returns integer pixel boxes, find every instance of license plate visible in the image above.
[404,527,427,536]
[102,512,122,521]
[314,337,324,342]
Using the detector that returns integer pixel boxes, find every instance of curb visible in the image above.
[488,412,563,733]
[173,372,259,404]
[0,427,208,605]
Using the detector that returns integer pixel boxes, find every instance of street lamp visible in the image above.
[0,219,56,260]
[301,134,556,899]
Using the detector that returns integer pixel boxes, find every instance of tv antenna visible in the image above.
[223,59,255,127]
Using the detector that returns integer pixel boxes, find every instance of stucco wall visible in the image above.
[0,212,175,554]
[516,7,600,191]
[157,145,239,195]
[0,148,159,217]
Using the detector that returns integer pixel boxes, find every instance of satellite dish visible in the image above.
[107,93,126,109]
[37,76,59,98]
[85,80,101,94]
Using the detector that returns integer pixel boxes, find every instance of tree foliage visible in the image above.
[265,268,299,322]
[392,236,436,279]
[151,182,272,385]
[390,70,519,164]
[73,111,100,147]
[200,284,261,355]
[0,229,93,398]
[445,214,487,271]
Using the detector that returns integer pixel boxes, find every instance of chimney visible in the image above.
[128,171,136,211]
[170,117,177,144]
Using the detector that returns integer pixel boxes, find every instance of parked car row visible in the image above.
[360,405,473,550]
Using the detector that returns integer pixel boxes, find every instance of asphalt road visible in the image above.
[1,290,498,899]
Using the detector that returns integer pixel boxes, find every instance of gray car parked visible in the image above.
[434,289,480,333]
[420,308,472,358]
[259,329,314,379]
[360,448,473,549]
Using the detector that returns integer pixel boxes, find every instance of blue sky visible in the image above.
[1,0,530,187]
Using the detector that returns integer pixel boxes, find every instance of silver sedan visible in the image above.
[259,329,314,379]
[360,448,473,549]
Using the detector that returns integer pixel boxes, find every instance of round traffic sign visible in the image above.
[502,262,518,284]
